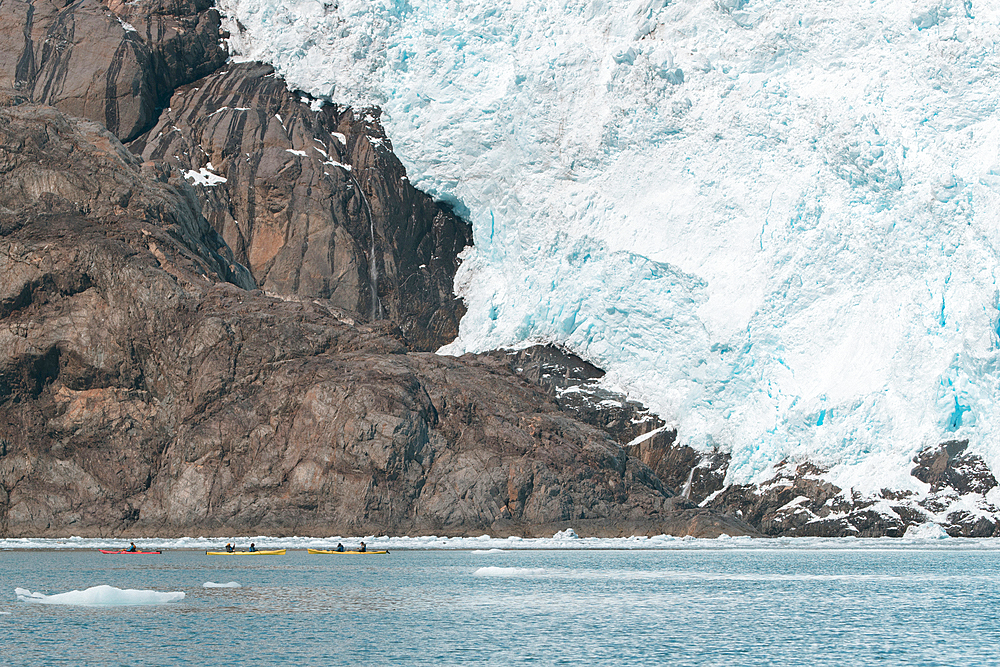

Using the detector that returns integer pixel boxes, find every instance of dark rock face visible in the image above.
[0,0,226,142]
[0,105,756,538]
[911,439,997,496]
[129,63,472,351]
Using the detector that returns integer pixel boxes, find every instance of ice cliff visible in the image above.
[218,0,1000,490]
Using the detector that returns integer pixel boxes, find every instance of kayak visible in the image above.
[307,548,389,554]
[205,549,286,555]
[99,549,162,554]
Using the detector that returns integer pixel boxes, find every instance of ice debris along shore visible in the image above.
[217,0,1000,491]
[15,586,184,606]
[0,528,985,553]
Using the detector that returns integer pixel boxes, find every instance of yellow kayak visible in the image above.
[307,548,389,554]
[206,549,286,555]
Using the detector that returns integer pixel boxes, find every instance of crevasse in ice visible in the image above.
[216,0,1000,490]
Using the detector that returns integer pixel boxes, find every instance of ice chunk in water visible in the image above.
[903,523,950,540]
[15,585,184,606]
[203,581,242,588]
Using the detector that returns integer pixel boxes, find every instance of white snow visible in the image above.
[626,426,669,448]
[203,581,242,588]
[322,160,352,171]
[216,0,1000,489]
[285,149,308,157]
[183,166,227,187]
[15,585,184,606]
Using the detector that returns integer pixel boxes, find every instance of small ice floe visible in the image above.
[15,585,184,606]
[183,164,227,187]
[471,549,506,554]
[0,611,11,615]
[203,582,242,588]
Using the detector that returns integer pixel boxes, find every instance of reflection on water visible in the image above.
[2,548,1000,664]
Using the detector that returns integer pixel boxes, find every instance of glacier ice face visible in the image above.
[218,0,1000,488]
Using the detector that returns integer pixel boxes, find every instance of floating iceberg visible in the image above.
[217,0,1000,490]
[15,585,185,606]
[202,581,242,588]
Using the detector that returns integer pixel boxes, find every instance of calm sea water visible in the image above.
[3,545,1000,665]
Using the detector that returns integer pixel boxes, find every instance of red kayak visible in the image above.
[99,549,162,554]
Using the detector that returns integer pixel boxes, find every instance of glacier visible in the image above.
[217,0,1000,490]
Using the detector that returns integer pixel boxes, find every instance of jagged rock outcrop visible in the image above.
[504,344,1000,537]
[498,345,663,445]
[129,63,472,351]
[0,0,226,142]
[0,105,756,538]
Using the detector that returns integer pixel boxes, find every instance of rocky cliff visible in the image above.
[129,62,471,351]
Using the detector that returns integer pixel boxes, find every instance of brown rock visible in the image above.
[129,63,473,351]
[0,0,227,142]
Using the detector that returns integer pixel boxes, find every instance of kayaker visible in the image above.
[358,541,366,553]
[225,543,234,553]
[126,542,137,553]
[336,543,344,552]
[248,543,256,552]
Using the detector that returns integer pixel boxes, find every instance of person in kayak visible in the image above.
[336,543,344,552]
[358,542,366,553]
[126,542,137,552]
[248,543,256,552]
[225,543,234,553]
